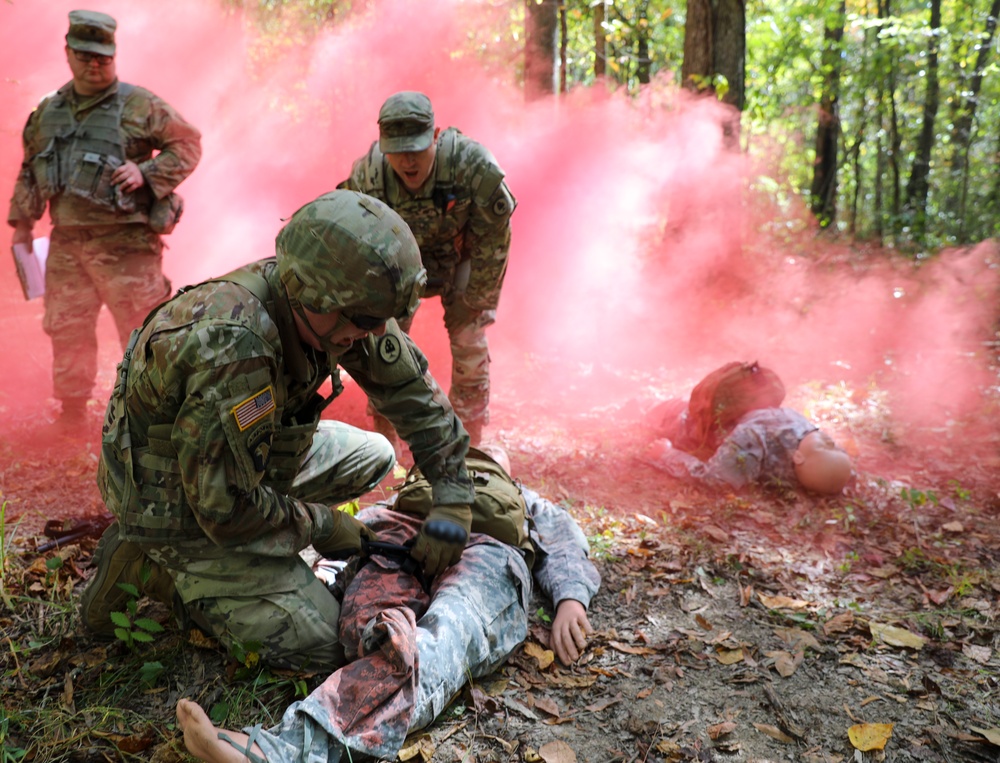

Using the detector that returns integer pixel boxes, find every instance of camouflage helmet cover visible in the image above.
[276,190,426,322]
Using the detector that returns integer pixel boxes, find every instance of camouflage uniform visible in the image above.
[339,93,515,437]
[648,407,819,490]
[240,486,600,762]
[8,76,201,408]
[96,253,474,671]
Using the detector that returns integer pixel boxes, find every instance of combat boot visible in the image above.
[79,523,178,637]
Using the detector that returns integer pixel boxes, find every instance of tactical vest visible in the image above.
[360,128,471,295]
[29,83,152,226]
[394,446,535,569]
[98,266,335,542]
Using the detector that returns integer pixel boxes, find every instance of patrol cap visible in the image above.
[378,91,435,154]
[66,10,117,56]
[276,190,426,322]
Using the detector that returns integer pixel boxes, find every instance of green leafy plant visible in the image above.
[535,606,552,624]
[0,706,28,763]
[111,568,166,651]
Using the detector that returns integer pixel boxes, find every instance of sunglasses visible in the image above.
[72,50,114,66]
[344,312,388,331]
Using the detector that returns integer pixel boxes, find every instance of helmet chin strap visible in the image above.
[292,301,355,356]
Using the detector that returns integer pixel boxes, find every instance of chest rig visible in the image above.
[30,83,151,225]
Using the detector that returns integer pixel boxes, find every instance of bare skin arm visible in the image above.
[176,698,265,763]
[551,599,592,665]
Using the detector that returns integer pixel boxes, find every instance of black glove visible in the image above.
[313,508,376,560]
[410,504,472,578]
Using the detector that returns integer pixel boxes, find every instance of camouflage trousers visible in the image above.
[43,224,171,403]
[247,507,531,763]
[144,422,396,672]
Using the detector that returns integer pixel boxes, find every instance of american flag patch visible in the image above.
[232,386,276,431]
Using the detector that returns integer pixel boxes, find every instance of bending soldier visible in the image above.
[339,91,516,448]
[79,190,476,672]
[8,10,201,429]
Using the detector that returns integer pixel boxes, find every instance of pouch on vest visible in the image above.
[394,446,535,568]
[29,140,62,202]
[66,151,121,208]
[149,192,184,234]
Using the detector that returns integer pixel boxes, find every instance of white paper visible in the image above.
[11,236,48,300]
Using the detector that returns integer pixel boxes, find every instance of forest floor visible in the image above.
[2,338,1000,763]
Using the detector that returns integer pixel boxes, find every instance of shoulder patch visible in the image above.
[232,386,276,431]
[378,334,402,364]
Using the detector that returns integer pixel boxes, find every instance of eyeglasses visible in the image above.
[72,50,114,66]
[344,312,388,331]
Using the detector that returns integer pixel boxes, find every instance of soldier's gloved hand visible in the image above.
[411,504,472,578]
[443,299,482,333]
[312,508,377,560]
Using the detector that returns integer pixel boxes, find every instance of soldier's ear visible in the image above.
[791,448,806,466]
[433,126,442,141]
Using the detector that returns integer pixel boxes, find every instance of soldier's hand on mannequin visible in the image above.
[411,503,472,577]
[111,160,146,192]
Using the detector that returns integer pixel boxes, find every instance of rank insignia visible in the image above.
[232,386,276,432]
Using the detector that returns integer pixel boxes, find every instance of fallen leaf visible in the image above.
[585,695,623,713]
[774,627,822,652]
[970,726,1000,746]
[398,734,435,762]
[703,525,729,542]
[539,739,577,763]
[758,593,811,610]
[608,641,658,656]
[941,521,964,533]
[739,584,754,607]
[707,721,737,739]
[753,723,795,743]
[715,647,744,665]
[869,564,900,579]
[695,613,713,631]
[532,694,563,718]
[524,641,555,669]
[962,644,992,664]
[636,687,652,699]
[869,622,926,650]
[848,722,893,751]
[823,611,855,635]
[766,649,804,677]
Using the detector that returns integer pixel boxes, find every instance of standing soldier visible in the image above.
[7,10,201,429]
[80,190,476,672]
[339,91,516,448]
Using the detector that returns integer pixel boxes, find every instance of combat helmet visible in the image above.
[276,190,426,326]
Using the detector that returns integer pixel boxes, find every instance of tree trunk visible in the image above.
[946,0,1000,232]
[880,0,902,226]
[810,1,846,228]
[637,1,651,85]
[904,0,940,235]
[560,1,568,93]
[525,0,560,100]
[682,0,745,147]
[594,0,606,77]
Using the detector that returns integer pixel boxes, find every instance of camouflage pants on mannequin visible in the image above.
[43,224,171,420]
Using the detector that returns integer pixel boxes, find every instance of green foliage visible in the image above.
[111,576,166,653]
[535,606,552,623]
[0,707,28,763]
[900,486,939,509]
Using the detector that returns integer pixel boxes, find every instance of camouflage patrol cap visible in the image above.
[378,91,435,153]
[276,190,426,322]
[66,10,117,56]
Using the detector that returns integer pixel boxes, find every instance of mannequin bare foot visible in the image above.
[176,698,264,763]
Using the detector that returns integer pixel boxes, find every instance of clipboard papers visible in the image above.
[11,237,48,300]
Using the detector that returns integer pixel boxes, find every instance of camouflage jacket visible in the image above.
[98,259,473,555]
[339,128,515,311]
[8,78,201,227]
[649,408,819,490]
